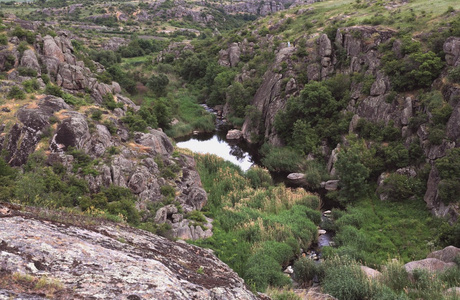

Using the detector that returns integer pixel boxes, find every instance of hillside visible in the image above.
[1,0,460,299]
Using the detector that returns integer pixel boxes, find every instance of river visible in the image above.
[175,129,259,172]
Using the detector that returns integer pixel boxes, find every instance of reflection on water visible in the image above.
[175,131,257,172]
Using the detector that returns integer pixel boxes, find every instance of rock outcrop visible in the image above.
[0,209,256,299]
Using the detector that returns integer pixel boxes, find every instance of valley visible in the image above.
[0,0,460,299]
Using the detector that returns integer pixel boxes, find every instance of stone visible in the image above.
[318,229,327,235]
[401,97,413,126]
[427,246,460,263]
[370,74,387,96]
[284,266,293,274]
[321,180,339,191]
[43,35,65,63]
[226,129,243,140]
[20,49,41,75]
[444,37,460,67]
[445,287,460,297]
[360,266,382,279]
[396,167,417,177]
[52,112,90,152]
[0,215,257,299]
[404,258,457,274]
[134,129,174,156]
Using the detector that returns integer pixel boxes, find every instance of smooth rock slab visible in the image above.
[0,216,256,300]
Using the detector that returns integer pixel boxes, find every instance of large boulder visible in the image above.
[427,246,460,263]
[0,214,257,299]
[404,258,457,274]
[226,129,243,140]
[51,111,91,151]
[134,129,174,156]
[360,266,382,279]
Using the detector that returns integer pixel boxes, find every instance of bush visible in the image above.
[294,257,324,286]
[91,109,103,121]
[322,256,373,300]
[0,34,7,45]
[378,173,423,202]
[17,67,37,77]
[381,259,411,292]
[7,86,26,99]
[245,254,291,292]
[246,166,273,189]
[45,84,63,97]
[22,79,40,93]
[160,185,175,198]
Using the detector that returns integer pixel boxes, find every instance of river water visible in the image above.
[175,129,260,172]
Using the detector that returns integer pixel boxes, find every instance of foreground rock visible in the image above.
[0,213,257,300]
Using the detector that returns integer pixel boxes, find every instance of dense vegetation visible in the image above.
[1,0,460,298]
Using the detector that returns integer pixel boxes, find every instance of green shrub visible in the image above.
[22,78,40,92]
[335,139,370,202]
[378,173,423,202]
[17,67,37,77]
[381,259,411,292]
[448,65,460,83]
[45,84,63,97]
[322,256,373,300]
[428,125,446,145]
[245,254,291,292]
[0,34,7,45]
[246,166,273,189]
[160,185,176,198]
[294,257,324,286]
[91,109,103,121]
[7,86,26,99]
[107,198,140,225]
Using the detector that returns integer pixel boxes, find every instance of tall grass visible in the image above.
[187,152,322,291]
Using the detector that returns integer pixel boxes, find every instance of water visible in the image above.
[175,131,259,172]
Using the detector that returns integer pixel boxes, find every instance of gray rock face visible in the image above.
[0,214,256,300]
[20,49,41,75]
[0,96,68,166]
[447,100,460,143]
[52,111,91,152]
[444,36,460,67]
[134,129,174,156]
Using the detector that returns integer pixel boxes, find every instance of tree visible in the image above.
[335,139,370,202]
[147,74,169,96]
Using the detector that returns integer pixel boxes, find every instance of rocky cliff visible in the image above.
[217,20,460,221]
[0,25,210,240]
[0,203,256,299]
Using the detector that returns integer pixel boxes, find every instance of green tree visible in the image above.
[226,82,250,118]
[335,139,370,202]
[147,74,169,96]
